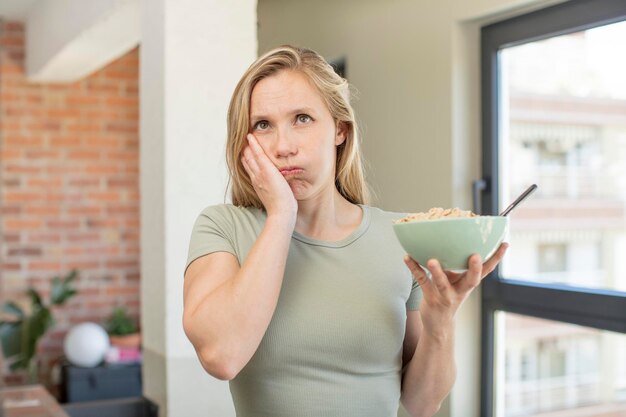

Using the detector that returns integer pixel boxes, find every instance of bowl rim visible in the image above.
[393,215,507,225]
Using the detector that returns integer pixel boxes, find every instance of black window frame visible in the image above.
[479,1,626,416]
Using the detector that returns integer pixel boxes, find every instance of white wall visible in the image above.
[257,1,564,416]
[140,0,257,415]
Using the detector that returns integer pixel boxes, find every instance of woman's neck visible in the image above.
[294,189,362,241]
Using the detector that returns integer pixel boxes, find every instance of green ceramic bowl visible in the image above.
[393,216,509,271]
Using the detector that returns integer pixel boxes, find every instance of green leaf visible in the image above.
[51,270,78,305]
[106,307,137,336]
[2,301,24,318]
[0,321,23,358]
[27,288,43,309]
[20,308,52,367]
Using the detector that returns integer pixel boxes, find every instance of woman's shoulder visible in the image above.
[197,203,265,224]
[362,204,407,223]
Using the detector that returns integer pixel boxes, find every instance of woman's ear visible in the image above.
[335,121,347,146]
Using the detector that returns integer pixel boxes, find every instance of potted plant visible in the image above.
[0,270,78,382]
[105,307,141,348]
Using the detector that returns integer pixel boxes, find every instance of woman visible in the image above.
[183,45,508,417]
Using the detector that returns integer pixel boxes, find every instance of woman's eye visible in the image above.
[254,121,269,130]
[296,114,312,124]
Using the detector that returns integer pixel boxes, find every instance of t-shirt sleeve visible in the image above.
[185,205,238,275]
[405,278,423,311]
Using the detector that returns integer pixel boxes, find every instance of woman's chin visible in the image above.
[288,180,310,199]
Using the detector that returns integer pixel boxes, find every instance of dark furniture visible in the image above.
[61,363,142,403]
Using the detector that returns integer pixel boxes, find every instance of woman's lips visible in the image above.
[279,167,303,176]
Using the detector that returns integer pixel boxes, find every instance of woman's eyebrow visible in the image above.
[250,107,316,124]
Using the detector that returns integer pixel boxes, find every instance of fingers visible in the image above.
[456,254,483,292]
[426,259,453,298]
[404,256,436,300]
[481,242,509,277]
[246,134,273,171]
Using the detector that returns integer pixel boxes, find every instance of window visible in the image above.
[480,1,626,416]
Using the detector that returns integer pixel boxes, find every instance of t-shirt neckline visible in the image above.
[291,204,371,248]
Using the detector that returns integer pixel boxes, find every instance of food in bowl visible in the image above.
[393,207,508,271]
[394,207,477,223]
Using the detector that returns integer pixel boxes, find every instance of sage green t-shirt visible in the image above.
[186,204,422,417]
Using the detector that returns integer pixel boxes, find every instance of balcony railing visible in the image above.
[511,167,625,200]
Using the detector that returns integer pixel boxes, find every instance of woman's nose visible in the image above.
[274,130,298,157]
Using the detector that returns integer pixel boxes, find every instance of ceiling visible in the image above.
[0,0,40,20]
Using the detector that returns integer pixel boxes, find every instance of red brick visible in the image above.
[26,150,61,159]
[63,247,84,256]
[3,22,24,32]
[2,178,21,187]
[2,231,20,241]
[47,219,80,229]
[0,122,21,131]
[26,120,59,131]
[45,192,83,203]
[1,262,21,271]
[87,218,121,228]
[50,136,81,147]
[67,206,101,215]
[28,262,61,271]
[106,97,138,107]
[24,206,61,216]
[1,149,22,159]
[46,166,83,175]
[8,247,42,256]
[105,121,137,133]
[5,164,41,174]
[66,95,100,106]
[27,233,62,243]
[84,164,119,175]
[106,205,137,215]
[85,137,120,148]
[27,178,62,188]
[46,108,81,118]
[67,150,100,160]
[65,261,100,270]
[105,287,139,296]
[3,218,42,230]
[85,246,120,256]
[106,151,137,161]
[4,192,42,203]
[88,191,120,202]
[66,123,100,133]
[0,28,139,384]
[4,135,44,147]
[67,232,100,242]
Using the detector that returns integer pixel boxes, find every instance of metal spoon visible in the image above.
[499,184,538,216]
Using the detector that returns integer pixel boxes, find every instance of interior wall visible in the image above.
[257,1,562,416]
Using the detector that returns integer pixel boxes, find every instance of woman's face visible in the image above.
[249,70,345,202]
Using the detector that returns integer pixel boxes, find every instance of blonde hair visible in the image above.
[226,45,370,209]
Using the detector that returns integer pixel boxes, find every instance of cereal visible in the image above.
[394,207,478,223]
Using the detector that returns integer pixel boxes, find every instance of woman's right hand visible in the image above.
[241,134,298,225]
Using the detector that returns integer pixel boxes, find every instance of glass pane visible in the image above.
[499,20,626,292]
[495,311,626,417]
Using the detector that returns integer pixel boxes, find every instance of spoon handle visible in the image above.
[500,184,538,216]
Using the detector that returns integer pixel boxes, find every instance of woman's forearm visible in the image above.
[400,324,457,417]
[185,215,294,379]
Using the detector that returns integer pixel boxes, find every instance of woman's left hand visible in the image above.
[404,243,509,339]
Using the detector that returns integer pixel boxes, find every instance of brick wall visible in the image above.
[0,20,140,385]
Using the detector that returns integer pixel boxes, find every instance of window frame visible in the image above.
[479,1,626,416]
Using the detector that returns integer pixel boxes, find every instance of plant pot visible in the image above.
[109,332,141,349]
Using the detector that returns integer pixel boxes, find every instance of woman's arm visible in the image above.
[400,243,508,416]
[183,134,297,380]
[183,215,294,380]
[400,312,455,417]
